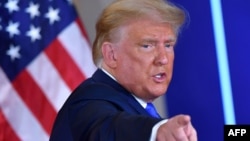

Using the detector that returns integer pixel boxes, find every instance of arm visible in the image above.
[70,100,161,141]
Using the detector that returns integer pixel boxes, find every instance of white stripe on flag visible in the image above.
[59,21,96,78]
[27,53,71,111]
[0,68,49,141]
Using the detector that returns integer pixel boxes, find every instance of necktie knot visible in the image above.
[145,103,160,118]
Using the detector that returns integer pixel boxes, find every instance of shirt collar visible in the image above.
[101,68,116,81]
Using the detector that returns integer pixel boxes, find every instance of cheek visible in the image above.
[116,54,135,74]
[117,49,142,66]
[171,52,175,62]
[116,57,147,82]
[167,52,175,65]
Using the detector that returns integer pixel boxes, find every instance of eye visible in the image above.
[165,43,172,48]
[142,44,150,48]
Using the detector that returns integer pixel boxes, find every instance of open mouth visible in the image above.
[153,73,166,82]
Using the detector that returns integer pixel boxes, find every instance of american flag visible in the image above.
[0,0,96,140]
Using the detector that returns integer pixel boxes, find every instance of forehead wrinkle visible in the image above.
[140,35,177,44]
[115,18,177,45]
[139,26,177,43]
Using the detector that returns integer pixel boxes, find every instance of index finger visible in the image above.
[176,115,191,127]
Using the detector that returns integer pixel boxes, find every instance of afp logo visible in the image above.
[224,125,250,141]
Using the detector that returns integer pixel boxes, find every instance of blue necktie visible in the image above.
[145,103,160,118]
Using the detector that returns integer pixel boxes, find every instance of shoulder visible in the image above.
[73,81,122,100]
[66,80,130,109]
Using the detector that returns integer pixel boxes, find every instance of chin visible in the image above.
[154,85,167,93]
[151,89,167,97]
[148,92,165,101]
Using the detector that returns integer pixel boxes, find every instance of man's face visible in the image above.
[112,18,176,102]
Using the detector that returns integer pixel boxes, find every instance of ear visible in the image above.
[101,42,117,68]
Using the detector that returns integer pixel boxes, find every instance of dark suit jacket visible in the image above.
[50,69,162,141]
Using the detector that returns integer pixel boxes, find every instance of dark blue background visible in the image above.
[166,1,250,141]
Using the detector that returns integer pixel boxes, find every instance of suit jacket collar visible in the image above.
[91,69,151,117]
[92,69,131,95]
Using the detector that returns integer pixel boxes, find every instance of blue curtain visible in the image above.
[166,0,250,141]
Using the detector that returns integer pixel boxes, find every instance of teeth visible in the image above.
[155,74,162,78]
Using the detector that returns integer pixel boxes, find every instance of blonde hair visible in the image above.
[92,0,186,67]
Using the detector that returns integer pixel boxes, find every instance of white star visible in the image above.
[5,0,19,13]
[45,7,60,25]
[26,25,41,42]
[6,21,20,37]
[6,45,21,61]
[26,2,40,19]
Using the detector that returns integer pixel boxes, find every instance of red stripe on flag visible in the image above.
[76,18,90,43]
[12,70,57,135]
[45,39,86,90]
[0,110,20,141]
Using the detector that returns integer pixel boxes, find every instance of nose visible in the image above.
[154,46,169,66]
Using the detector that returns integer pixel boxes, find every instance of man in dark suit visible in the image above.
[50,0,197,141]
